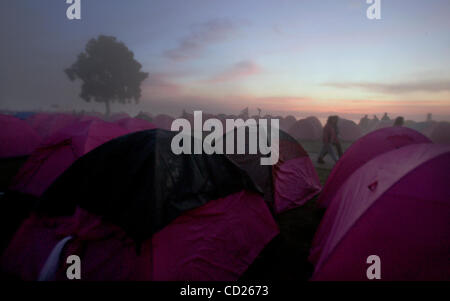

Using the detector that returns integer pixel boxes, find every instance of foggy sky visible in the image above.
[1,0,450,122]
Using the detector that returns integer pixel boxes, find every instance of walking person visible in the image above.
[317,116,340,164]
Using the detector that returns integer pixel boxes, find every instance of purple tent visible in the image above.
[288,116,323,141]
[429,122,450,144]
[311,143,450,280]
[152,114,175,130]
[10,120,130,197]
[0,114,41,158]
[337,118,362,141]
[27,113,78,138]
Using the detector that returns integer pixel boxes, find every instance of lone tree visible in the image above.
[65,35,148,117]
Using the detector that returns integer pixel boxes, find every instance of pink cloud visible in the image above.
[164,19,236,61]
[142,73,184,97]
[207,60,263,83]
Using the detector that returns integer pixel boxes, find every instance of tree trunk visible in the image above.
[105,100,111,118]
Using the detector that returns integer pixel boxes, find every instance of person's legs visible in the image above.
[334,142,343,158]
[327,143,338,163]
[317,144,328,163]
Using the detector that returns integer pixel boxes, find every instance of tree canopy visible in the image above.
[65,35,148,116]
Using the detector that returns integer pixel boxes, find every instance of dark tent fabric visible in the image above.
[39,129,256,243]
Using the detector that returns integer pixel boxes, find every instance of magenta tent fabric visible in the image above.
[10,120,130,197]
[1,190,279,281]
[288,116,323,141]
[27,113,78,138]
[76,115,103,123]
[337,119,362,141]
[317,126,431,208]
[429,122,450,144]
[273,137,321,213]
[115,117,157,133]
[0,114,41,158]
[152,114,175,130]
[311,144,450,280]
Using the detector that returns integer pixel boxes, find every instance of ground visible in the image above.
[0,139,349,281]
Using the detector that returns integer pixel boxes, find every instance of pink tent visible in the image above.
[152,114,175,130]
[27,113,78,138]
[429,122,450,144]
[76,115,103,123]
[10,120,130,197]
[317,126,431,208]
[311,144,450,280]
[115,117,156,133]
[288,116,323,141]
[0,114,41,158]
[1,190,279,281]
[337,119,362,141]
[273,136,321,213]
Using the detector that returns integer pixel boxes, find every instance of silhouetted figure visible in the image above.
[359,114,369,130]
[381,112,390,121]
[65,35,148,118]
[394,116,404,127]
[426,113,433,122]
[318,116,340,164]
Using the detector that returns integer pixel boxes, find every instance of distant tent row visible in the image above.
[309,127,450,280]
[0,112,169,159]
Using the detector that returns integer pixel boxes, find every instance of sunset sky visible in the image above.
[1,0,450,122]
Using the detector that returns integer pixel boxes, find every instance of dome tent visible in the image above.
[337,118,362,141]
[429,122,450,144]
[0,114,41,158]
[10,120,130,197]
[219,126,321,214]
[152,114,175,130]
[27,113,78,138]
[2,129,279,281]
[311,144,450,280]
[317,126,431,208]
[288,116,323,141]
